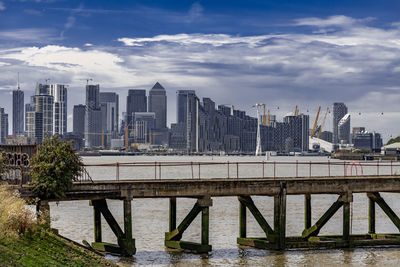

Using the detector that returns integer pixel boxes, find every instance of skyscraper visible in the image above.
[126,89,147,126]
[12,88,24,135]
[99,92,119,134]
[332,102,348,144]
[26,84,54,143]
[85,84,102,147]
[73,104,86,135]
[149,82,167,130]
[49,84,67,135]
[338,113,350,144]
[176,90,197,151]
[0,108,9,144]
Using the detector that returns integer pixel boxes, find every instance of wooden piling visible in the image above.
[305,194,311,229]
[239,201,247,238]
[368,198,375,234]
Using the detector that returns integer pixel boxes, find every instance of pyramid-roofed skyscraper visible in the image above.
[149,82,167,130]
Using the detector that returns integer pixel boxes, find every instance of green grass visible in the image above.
[0,230,117,267]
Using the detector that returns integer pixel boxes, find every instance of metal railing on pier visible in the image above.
[79,160,400,182]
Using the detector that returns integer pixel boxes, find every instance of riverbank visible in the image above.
[0,229,118,267]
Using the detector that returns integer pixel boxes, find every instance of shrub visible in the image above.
[0,184,35,236]
[30,136,83,200]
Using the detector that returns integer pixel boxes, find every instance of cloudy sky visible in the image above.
[0,0,400,141]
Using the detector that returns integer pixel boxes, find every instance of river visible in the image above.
[49,156,400,266]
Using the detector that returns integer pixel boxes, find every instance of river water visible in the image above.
[49,156,400,266]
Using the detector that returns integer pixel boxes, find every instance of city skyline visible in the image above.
[0,1,399,141]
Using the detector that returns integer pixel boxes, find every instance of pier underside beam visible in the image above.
[302,196,344,239]
[237,182,286,250]
[165,197,212,253]
[90,199,136,256]
[368,192,400,231]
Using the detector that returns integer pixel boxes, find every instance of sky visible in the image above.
[0,0,400,142]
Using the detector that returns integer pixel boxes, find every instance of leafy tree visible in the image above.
[30,136,83,200]
[387,136,400,146]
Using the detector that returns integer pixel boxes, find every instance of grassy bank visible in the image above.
[0,230,117,267]
[0,184,117,266]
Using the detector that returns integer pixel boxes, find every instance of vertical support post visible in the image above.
[343,201,350,241]
[274,182,287,249]
[94,205,102,242]
[377,161,379,176]
[239,201,247,238]
[368,198,375,234]
[274,162,276,179]
[201,207,209,245]
[309,161,312,177]
[116,162,120,181]
[191,162,194,179]
[296,160,298,178]
[262,161,265,178]
[304,194,311,229]
[344,161,346,177]
[159,162,162,179]
[169,198,177,232]
[198,163,201,179]
[391,160,393,176]
[236,162,239,179]
[123,199,132,240]
[154,161,157,179]
[227,161,230,178]
[328,160,331,177]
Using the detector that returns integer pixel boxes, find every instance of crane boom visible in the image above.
[263,104,266,126]
[317,107,329,139]
[267,109,270,127]
[310,106,321,137]
[294,105,299,116]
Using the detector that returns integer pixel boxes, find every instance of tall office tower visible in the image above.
[33,94,54,142]
[0,108,9,144]
[25,102,35,134]
[149,82,167,129]
[126,89,147,126]
[176,90,198,151]
[86,84,100,110]
[73,104,86,135]
[49,84,67,135]
[12,84,24,135]
[85,84,102,147]
[133,112,155,143]
[338,113,351,144]
[99,92,119,135]
[283,114,309,152]
[332,102,348,144]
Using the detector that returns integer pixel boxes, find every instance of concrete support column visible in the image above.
[274,182,287,250]
[368,198,375,234]
[201,207,209,245]
[169,198,177,232]
[343,202,350,241]
[94,205,102,242]
[305,194,312,230]
[123,199,132,240]
[239,201,247,238]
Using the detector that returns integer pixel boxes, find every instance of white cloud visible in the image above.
[1,15,400,139]
[0,28,59,42]
[0,2,5,11]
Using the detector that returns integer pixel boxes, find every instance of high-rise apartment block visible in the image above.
[332,102,348,144]
[73,104,86,135]
[0,108,9,144]
[12,88,24,135]
[85,84,102,147]
[49,84,67,135]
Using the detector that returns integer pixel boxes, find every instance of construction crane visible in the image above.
[267,109,270,127]
[294,105,299,116]
[317,107,329,139]
[310,106,321,137]
[81,78,93,85]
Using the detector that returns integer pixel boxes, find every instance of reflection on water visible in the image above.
[49,156,400,266]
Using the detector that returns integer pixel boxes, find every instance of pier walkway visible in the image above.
[9,160,400,255]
